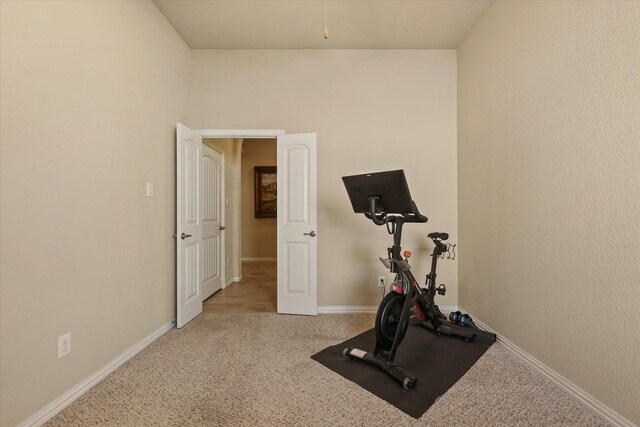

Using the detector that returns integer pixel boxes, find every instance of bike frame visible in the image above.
[375,217,444,362]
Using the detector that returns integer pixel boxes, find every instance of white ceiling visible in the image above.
[152,0,494,49]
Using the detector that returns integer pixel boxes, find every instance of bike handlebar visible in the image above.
[365,197,428,225]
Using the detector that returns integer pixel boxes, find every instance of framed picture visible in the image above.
[254,166,277,218]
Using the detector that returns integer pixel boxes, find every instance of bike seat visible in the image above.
[428,232,449,241]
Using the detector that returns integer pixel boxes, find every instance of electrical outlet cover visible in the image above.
[58,332,71,359]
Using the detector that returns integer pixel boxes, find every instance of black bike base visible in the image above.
[311,319,495,419]
[343,347,418,389]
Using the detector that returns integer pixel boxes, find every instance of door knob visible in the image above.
[303,231,316,237]
[219,226,226,230]
[180,233,192,240]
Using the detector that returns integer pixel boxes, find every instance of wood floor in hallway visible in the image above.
[203,261,276,313]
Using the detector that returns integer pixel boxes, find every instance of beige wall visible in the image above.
[0,1,189,425]
[458,1,640,424]
[241,139,277,259]
[189,50,459,307]
[4,1,633,424]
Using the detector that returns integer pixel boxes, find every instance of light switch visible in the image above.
[146,182,153,197]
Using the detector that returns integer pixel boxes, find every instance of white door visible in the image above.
[202,144,224,300]
[277,133,317,315]
[176,123,203,328]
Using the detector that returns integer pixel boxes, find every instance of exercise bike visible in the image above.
[341,170,493,389]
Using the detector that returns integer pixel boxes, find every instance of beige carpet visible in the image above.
[47,313,607,426]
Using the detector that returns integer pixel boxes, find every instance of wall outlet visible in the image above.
[58,333,71,359]
[146,182,154,197]
[378,276,385,288]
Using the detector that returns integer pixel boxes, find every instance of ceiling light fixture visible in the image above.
[323,0,329,39]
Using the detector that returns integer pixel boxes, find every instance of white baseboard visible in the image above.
[18,321,175,427]
[224,276,241,288]
[463,310,635,427]
[318,306,378,313]
[317,305,460,315]
[241,257,276,261]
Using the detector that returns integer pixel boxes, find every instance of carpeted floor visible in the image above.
[47,313,607,426]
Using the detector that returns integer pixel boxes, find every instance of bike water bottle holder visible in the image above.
[438,243,456,260]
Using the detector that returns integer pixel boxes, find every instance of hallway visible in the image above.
[203,261,276,313]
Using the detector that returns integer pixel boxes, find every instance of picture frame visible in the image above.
[254,166,277,218]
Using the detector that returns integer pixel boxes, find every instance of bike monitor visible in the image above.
[342,170,416,214]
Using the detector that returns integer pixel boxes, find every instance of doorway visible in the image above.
[176,124,317,328]
[203,138,278,313]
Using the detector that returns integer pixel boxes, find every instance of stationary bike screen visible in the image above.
[342,170,414,215]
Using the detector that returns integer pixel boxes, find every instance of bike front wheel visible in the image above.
[375,292,408,351]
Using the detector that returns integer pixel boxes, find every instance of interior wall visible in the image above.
[0,1,190,425]
[457,1,640,424]
[241,139,277,259]
[189,50,458,307]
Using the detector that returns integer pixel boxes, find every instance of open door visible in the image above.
[202,144,224,300]
[176,123,203,328]
[277,133,317,315]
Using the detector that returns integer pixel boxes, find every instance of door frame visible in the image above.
[196,129,284,286]
[181,128,317,317]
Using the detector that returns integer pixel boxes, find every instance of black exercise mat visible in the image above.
[311,320,494,418]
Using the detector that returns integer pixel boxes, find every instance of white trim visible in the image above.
[318,306,378,313]
[463,310,635,427]
[195,128,284,139]
[241,257,276,262]
[224,276,241,287]
[17,321,174,427]
[317,305,460,315]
